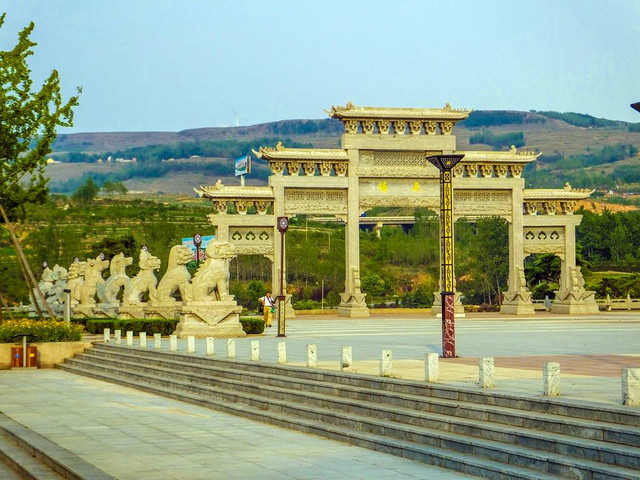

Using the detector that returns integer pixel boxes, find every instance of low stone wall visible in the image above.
[0,341,93,370]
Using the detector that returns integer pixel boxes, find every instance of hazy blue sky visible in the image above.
[2,1,639,132]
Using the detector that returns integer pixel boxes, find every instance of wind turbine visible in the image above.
[231,107,248,127]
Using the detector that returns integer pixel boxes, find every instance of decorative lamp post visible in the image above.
[426,154,465,358]
[193,233,202,268]
[276,216,289,337]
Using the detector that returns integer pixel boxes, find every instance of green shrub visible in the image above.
[292,299,321,310]
[240,317,265,335]
[0,319,84,343]
[85,318,178,335]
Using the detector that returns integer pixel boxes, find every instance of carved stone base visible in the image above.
[175,301,245,338]
[144,303,180,320]
[118,304,146,319]
[338,292,370,318]
[431,292,465,316]
[551,290,599,314]
[500,292,535,315]
[73,305,97,319]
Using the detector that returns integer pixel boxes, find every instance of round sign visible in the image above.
[193,233,202,245]
[42,261,48,268]
[278,217,289,231]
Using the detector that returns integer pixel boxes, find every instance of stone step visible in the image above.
[59,356,640,480]
[93,342,640,428]
[0,458,25,480]
[84,345,640,447]
[57,361,564,480]
[69,351,640,470]
[0,412,116,480]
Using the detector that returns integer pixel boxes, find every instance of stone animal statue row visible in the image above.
[29,240,237,318]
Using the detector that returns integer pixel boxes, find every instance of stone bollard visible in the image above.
[277,342,287,364]
[622,368,640,406]
[380,350,392,377]
[479,357,495,388]
[251,340,260,362]
[139,332,147,348]
[307,344,317,367]
[543,362,561,396]
[340,346,352,371]
[169,335,178,352]
[154,333,161,350]
[425,353,439,382]
[206,337,214,356]
[227,339,236,359]
[187,336,195,354]
[103,328,110,343]
[114,330,121,344]
[126,331,133,346]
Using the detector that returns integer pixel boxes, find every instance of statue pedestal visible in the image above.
[92,302,119,318]
[118,304,145,319]
[338,292,370,318]
[431,292,465,316]
[500,291,535,315]
[551,290,599,314]
[144,303,180,320]
[175,301,245,338]
[73,305,96,319]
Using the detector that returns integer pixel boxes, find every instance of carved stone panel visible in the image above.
[229,227,273,246]
[357,150,441,178]
[284,189,348,215]
[453,191,512,218]
[523,228,565,256]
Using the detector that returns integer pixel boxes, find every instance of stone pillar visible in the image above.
[154,333,161,349]
[479,357,495,388]
[277,341,287,364]
[307,344,317,367]
[227,338,236,358]
[543,362,560,396]
[169,334,177,351]
[622,368,640,406]
[251,340,260,361]
[270,183,295,319]
[501,186,534,315]
[338,149,369,317]
[187,336,195,353]
[552,217,598,314]
[341,346,352,371]
[206,337,214,356]
[114,330,121,344]
[380,349,392,377]
[126,331,133,346]
[139,332,147,348]
[425,353,439,382]
[103,328,110,343]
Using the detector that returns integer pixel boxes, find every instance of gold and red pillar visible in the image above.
[427,154,464,358]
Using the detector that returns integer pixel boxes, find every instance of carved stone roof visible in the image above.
[327,101,470,121]
[253,143,348,161]
[196,184,274,200]
[524,185,593,201]
[459,149,540,163]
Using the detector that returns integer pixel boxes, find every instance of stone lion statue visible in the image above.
[149,245,193,304]
[98,252,133,303]
[47,264,69,305]
[183,240,235,302]
[79,255,110,306]
[66,260,86,306]
[122,249,161,305]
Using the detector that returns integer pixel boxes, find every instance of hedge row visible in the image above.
[86,319,178,335]
[0,319,84,343]
[86,317,265,335]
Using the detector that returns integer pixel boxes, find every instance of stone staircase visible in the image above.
[59,343,640,480]
[0,412,115,480]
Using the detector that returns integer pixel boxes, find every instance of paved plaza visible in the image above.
[1,312,639,479]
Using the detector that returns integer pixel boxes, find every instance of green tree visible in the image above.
[0,14,80,220]
[101,181,128,195]
[71,177,99,204]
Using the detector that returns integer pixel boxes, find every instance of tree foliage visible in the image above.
[0,14,80,220]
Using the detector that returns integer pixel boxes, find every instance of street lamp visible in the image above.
[276,216,289,337]
[426,154,465,358]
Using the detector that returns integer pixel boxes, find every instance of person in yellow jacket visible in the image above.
[258,292,275,327]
